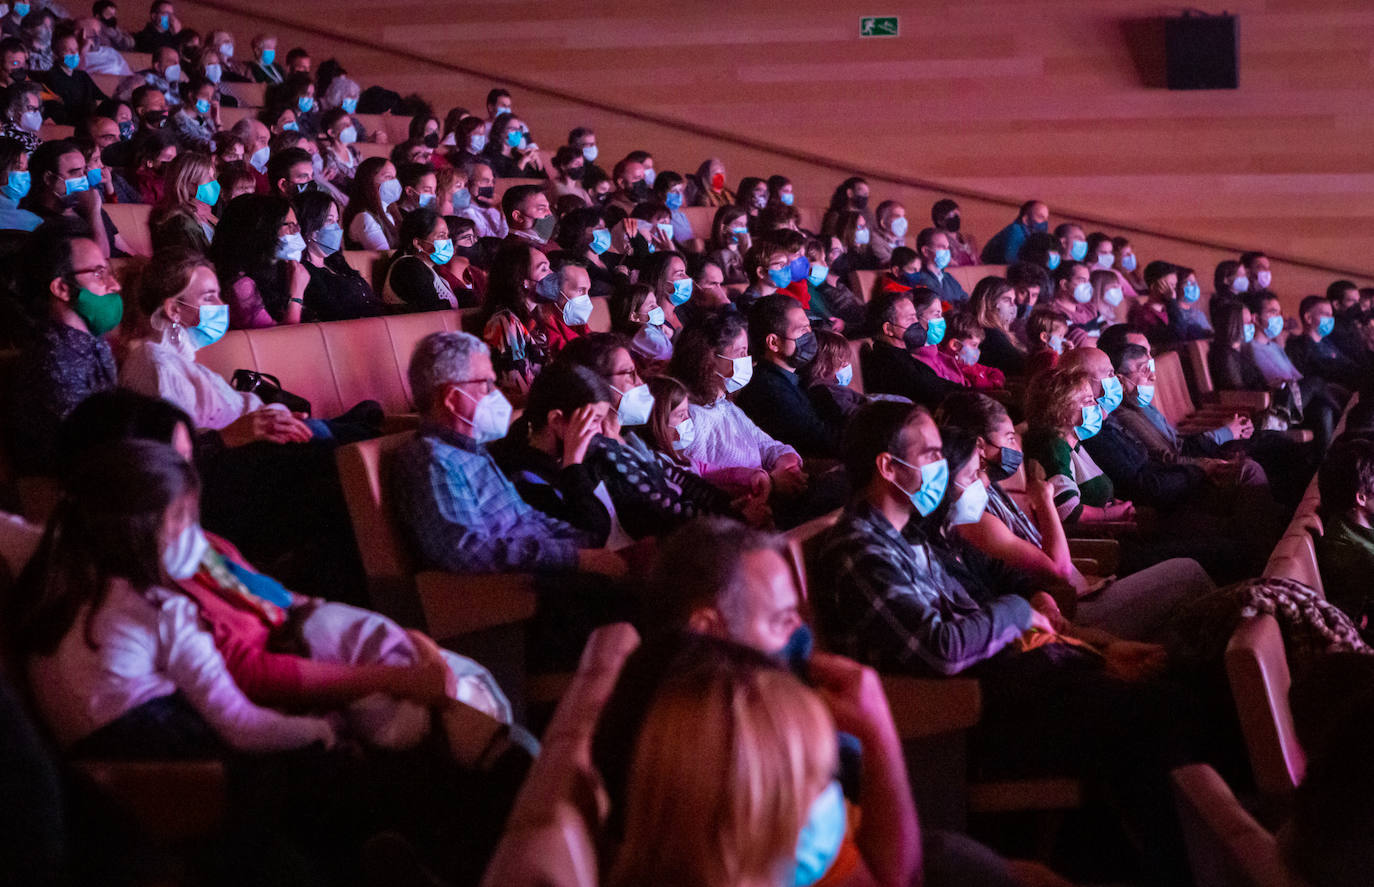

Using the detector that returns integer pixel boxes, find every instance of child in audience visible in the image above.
[946,312,1006,390]
[706,204,750,284]
[614,281,674,365]
[1024,306,1070,377]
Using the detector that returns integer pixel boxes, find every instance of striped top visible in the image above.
[1024,430,1113,524]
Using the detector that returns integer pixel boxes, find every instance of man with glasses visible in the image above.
[23,138,118,257]
[3,221,120,475]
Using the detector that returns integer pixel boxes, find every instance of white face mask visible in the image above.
[672,416,695,450]
[1256,270,1272,289]
[1102,286,1124,307]
[613,382,654,426]
[276,231,306,261]
[717,354,753,393]
[249,144,269,172]
[1072,281,1094,304]
[162,522,209,580]
[459,387,512,443]
[631,323,673,362]
[560,293,593,326]
[949,479,989,526]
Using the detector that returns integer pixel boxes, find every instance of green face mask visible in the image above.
[72,285,123,336]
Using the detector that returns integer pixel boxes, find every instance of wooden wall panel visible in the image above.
[179,0,1374,304]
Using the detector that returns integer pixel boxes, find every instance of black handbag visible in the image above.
[231,370,312,416]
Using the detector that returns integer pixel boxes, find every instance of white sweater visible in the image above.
[120,319,271,431]
[30,579,335,752]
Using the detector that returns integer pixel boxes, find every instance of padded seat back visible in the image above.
[494,178,547,200]
[106,203,153,258]
[1224,614,1307,798]
[1186,340,1216,398]
[1152,350,1196,427]
[680,206,714,240]
[342,250,388,293]
[588,296,611,334]
[336,433,418,615]
[1170,763,1299,887]
[796,207,822,233]
[853,270,878,302]
[319,317,412,413]
[222,81,266,108]
[237,322,344,417]
[947,264,1007,294]
[847,337,869,394]
[1262,531,1323,598]
[783,509,841,602]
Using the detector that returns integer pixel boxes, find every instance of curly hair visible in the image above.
[668,309,748,404]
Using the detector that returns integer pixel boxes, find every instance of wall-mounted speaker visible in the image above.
[1165,12,1239,90]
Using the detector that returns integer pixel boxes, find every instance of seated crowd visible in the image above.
[2,3,1373,886]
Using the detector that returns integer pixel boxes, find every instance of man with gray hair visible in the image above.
[390,330,626,579]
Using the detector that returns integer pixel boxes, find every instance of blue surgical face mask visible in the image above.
[807,263,828,286]
[194,178,220,206]
[341,97,357,114]
[853,227,870,246]
[924,316,946,346]
[1317,315,1335,338]
[1232,275,1250,294]
[1098,375,1123,415]
[792,780,847,887]
[1046,252,1061,271]
[297,95,314,113]
[62,52,80,69]
[781,191,794,206]
[1243,322,1256,343]
[1032,219,1049,233]
[1182,281,1201,303]
[670,276,693,306]
[932,247,951,270]
[590,227,612,255]
[892,456,949,518]
[1076,403,1104,440]
[646,306,665,326]
[788,254,809,284]
[451,187,470,211]
[260,48,276,66]
[2,169,30,201]
[417,192,435,209]
[428,238,454,265]
[505,129,524,148]
[1265,315,1284,339]
[195,97,211,114]
[835,364,853,387]
[204,63,222,84]
[378,177,402,206]
[664,190,683,210]
[281,120,298,132]
[313,223,343,255]
[86,167,103,189]
[1136,383,1155,408]
[768,266,793,289]
[1069,239,1087,261]
[64,175,90,196]
[1120,253,1137,272]
[1048,333,1064,354]
[158,13,170,29]
[890,216,908,238]
[183,302,230,348]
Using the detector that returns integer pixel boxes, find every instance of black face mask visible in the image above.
[142,109,165,128]
[9,68,27,82]
[452,242,480,261]
[901,321,928,351]
[785,331,818,369]
[852,194,869,211]
[985,446,1023,483]
[627,179,650,202]
[564,164,584,182]
[477,184,495,200]
[943,214,961,233]
[422,132,439,149]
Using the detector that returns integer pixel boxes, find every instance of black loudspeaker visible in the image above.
[1165,12,1239,90]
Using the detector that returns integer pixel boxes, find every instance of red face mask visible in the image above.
[710,173,725,192]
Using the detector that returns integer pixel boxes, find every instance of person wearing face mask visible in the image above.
[553,205,622,298]
[800,236,865,334]
[689,156,734,208]
[1287,293,1364,392]
[979,199,1047,264]
[208,194,308,328]
[1053,222,1088,268]
[483,112,544,179]
[735,240,793,312]
[705,204,750,284]
[735,294,842,459]
[21,137,126,258]
[912,226,968,304]
[606,154,651,214]
[495,181,551,247]
[1,224,119,476]
[293,189,382,321]
[340,156,400,249]
[1112,235,1145,290]
[132,0,179,53]
[819,175,871,237]
[149,149,217,254]
[119,44,181,109]
[93,0,136,52]
[652,169,695,245]
[548,143,591,205]
[938,312,1005,391]
[382,205,468,312]
[1211,258,1249,318]
[1024,306,1071,377]
[734,175,768,224]
[1161,263,1212,342]
[873,245,922,300]
[566,125,597,165]
[796,329,867,427]
[1049,259,1097,330]
[0,133,39,231]
[40,26,107,126]
[1240,250,1273,294]
[861,288,965,409]
[392,159,437,217]
[667,310,813,510]
[247,33,282,84]
[315,107,359,191]
[526,259,593,355]
[1087,268,1124,333]
[615,282,673,364]
[169,74,219,149]
[930,197,977,267]
[0,78,43,152]
[868,199,908,266]
[830,209,877,279]
[968,276,1025,374]
[19,9,54,73]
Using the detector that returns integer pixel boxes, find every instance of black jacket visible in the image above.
[736,361,842,459]
[859,340,963,409]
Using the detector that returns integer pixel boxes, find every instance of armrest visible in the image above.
[1279,429,1313,444]
[1068,538,1120,574]
[1062,520,1136,539]
[880,674,982,738]
[1217,390,1270,410]
[74,760,226,842]
[381,412,420,434]
[416,571,539,639]
[1071,557,1103,575]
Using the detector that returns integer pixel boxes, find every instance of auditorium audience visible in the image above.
[148,148,215,253]
[293,188,383,320]
[1287,293,1363,391]
[861,287,964,408]
[980,199,1047,264]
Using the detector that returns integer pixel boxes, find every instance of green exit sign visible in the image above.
[859,16,899,37]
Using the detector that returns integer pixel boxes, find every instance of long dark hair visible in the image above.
[668,308,747,404]
[341,156,396,246]
[210,193,292,320]
[3,440,198,663]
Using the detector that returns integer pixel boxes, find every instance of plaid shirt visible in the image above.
[812,502,1033,676]
[390,422,592,574]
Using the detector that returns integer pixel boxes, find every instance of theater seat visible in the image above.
[336,433,538,637]
[106,203,153,257]
[1225,614,1306,803]
[946,264,1007,294]
[1262,531,1323,598]
[479,623,640,887]
[1170,763,1302,887]
[1152,350,1236,432]
[223,81,266,108]
[847,337,868,393]
[1184,340,1270,411]
[679,205,714,241]
[852,269,878,302]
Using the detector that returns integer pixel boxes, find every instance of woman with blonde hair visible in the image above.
[149,151,219,254]
[1089,268,1125,330]
[607,644,842,887]
[968,275,1025,374]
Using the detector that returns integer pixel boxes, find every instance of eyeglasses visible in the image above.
[453,377,497,394]
[71,265,115,282]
